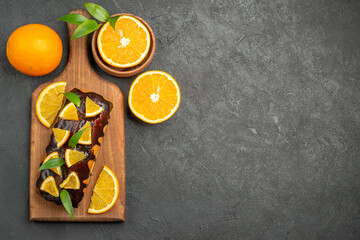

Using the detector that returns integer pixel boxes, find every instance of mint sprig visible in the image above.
[38,158,65,172]
[59,92,81,107]
[58,3,120,39]
[68,128,86,148]
[60,189,74,219]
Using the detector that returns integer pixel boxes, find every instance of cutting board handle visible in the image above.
[65,9,92,71]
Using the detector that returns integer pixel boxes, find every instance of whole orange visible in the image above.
[6,24,63,76]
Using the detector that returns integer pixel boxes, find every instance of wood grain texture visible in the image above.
[29,9,125,222]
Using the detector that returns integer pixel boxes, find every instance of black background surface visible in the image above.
[1,0,360,239]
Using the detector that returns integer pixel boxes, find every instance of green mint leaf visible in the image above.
[84,3,110,22]
[58,14,88,25]
[109,16,120,31]
[38,158,65,172]
[68,128,86,148]
[71,19,99,40]
[60,190,74,219]
[59,92,81,107]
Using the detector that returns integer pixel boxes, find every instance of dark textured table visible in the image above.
[1,0,360,239]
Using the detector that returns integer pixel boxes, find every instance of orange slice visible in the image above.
[53,128,70,148]
[65,149,87,168]
[128,70,181,124]
[88,166,119,214]
[97,15,151,68]
[85,97,104,117]
[59,102,79,121]
[40,175,59,197]
[78,121,92,145]
[35,82,66,127]
[42,152,62,175]
[60,172,80,189]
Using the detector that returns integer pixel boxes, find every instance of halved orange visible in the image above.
[128,70,181,124]
[40,175,59,197]
[53,128,70,148]
[78,121,92,145]
[88,166,119,214]
[97,15,151,68]
[60,172,80,189]
[36,82,66,127]
[65,149,87,168]
[85,97,104,117]
[59,102,79,121]
[42,152,62,175]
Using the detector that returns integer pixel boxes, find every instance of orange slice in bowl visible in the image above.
[85,97,104,117]
[65,149,87,168]
[60,172,80,189]
[36,81,66,127]
[59,102,78,121]
[40,175,59,197]
[97,15,151,68]
[53,128,70,148]
[128,70,181,124]
[42,152,62,176]
[88,166,119,214]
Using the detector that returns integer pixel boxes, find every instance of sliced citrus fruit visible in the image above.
[85,97,104,117]
[53,128,70,148]
[78,121,92,145]
[59,102,79,121]
[65,149,87,168]
[40,175,59,197]
[42,152,62,175]
[60,172,80,189]
[36,81,66,127]
[97,15,151,68]
[88,166,119,214]
[128,70,181,124]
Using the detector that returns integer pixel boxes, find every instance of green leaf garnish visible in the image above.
[84,3,109,22]
[71,19,99,40]
[109,16,120,31]
[68,128,86,148]
[58,14,88,25]
[38,158,65,172]
[59,92,81,107]
[60,190,74,219]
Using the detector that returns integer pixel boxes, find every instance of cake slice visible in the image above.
[36,88,112,207]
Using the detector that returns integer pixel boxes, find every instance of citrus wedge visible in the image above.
[59,102,79,121]
[65,149,87,168]
[60,172,80,189]
[97,15,151,68]
[36,82,66,127]
[85,97,104,117]
[53,128,70,148]
[78,121,92,145]
[88,166,119,214]
[40,175,59,197]
[42,152,62,175]
[128,70,181,124]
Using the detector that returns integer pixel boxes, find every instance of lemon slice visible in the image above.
[85,97,104,117]
[60,172,80,189]
[59,102,79,121]
[65,149,87,168]
[88,166,119,214]
[36,82,66,127]
[78,121,92,145]
[42,152,62,175]
[40,175,59,197]
[53,128,70,148]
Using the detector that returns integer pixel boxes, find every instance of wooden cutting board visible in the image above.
[29,9,125,222]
